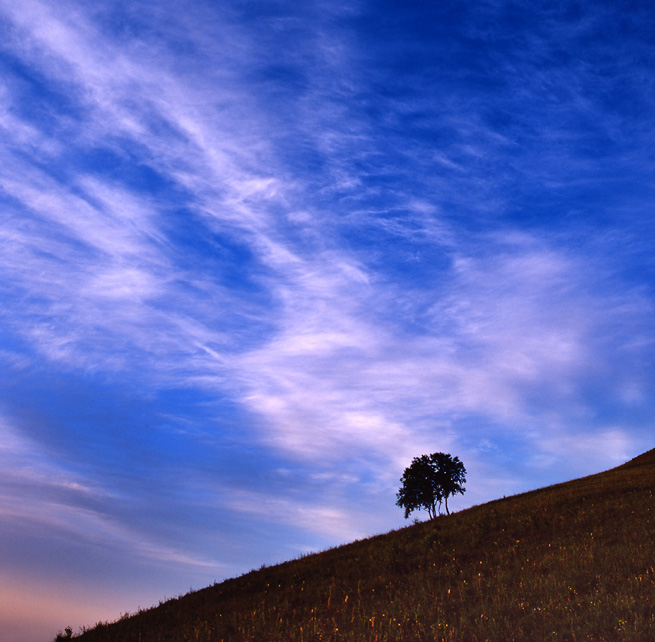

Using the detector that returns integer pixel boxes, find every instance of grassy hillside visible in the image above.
[63,450,655,642]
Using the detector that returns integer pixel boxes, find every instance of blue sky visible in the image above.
[1,0,654,639]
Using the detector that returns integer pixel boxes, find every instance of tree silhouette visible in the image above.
[396,452,466,519]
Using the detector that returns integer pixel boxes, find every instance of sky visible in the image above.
[1,0,654,639]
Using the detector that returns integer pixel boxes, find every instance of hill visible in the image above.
[62,450,655,642]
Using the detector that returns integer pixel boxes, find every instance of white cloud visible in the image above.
[530,427,638,473]
[1,0,650,489]
[225,488,369,544]
[0,439,223,578]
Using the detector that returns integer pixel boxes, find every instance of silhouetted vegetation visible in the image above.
[63,450,655,641]
[396,452,466,518]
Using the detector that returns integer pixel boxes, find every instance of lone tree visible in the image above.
[396,452,466,519]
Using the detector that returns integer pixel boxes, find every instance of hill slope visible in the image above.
[66,450,655,642]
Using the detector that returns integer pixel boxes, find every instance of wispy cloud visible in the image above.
[0,414,223,575]
[234,229,651,472]
[225,488,369,544]
[1,0,652,499]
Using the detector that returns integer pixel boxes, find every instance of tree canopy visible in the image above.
[396,452,466,519]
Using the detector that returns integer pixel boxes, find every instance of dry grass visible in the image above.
[64,449,655,642]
